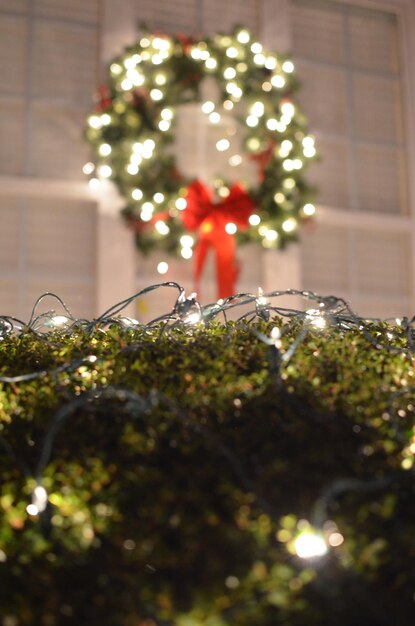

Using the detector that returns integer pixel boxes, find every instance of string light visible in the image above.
[294,528,328,559]
[249,214,261,226]
[156,262,169,274]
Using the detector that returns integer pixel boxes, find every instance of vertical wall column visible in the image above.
[260,0,303,306]
[96,0,137,316]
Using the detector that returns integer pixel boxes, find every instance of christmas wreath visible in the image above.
[85,28,317,297]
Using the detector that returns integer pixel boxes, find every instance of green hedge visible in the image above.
[0,317,414,626]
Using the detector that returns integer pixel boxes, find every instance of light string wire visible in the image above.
[0,282,414,570]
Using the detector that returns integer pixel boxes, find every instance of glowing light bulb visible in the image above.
[157,261,169,274]
[159,120,170,131]
[209,112,221,124]
[303,146,316,158]
[110,63,122,75]
[216,139,230,152]
[266,118,279,131]
[88,177,100,190]
[306,309,326,329]
[154,192,164,203]
[176,198,187,210]
[251,101,264,117]
[294,530,327,558]
[229,154,242,166]
[155,220,170,235]
[265,56,277,70]
[303,203,315,216]
[226,46,238,58]
[283,177,296,190]
[249,214,261,226]
[161,108,173,120]
[88,115,102,129]
[202,101,215,114]
[271,75,285,88]
[274,192,285,203]
[127,164,139,175]
[223,100,234,110]
[132,188,143,200]
[181,247,193,259]
[282,217,297,232]
[101,113,111,125]
[281,101,295,117]
[265,229,278,241]
[225,222,237,234]
[155,72,167,85]
[121,78,133,91]
[282,60,295,73]
[282,159,294,171]
[224,67,236,79]
[83,162,95,175]
[99,165,112,178]
[99,143,112,156]
[180,235,194,248]
[205,57,217,70]
[150,88,163,101]
[237,30,250,44]
[246,115,259,127]
[251,42,262,54]
[254,53,266,65]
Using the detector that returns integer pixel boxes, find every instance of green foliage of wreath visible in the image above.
[85,28,318,256]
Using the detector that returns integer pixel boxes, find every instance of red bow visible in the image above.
[182,180,255,299]
[95,84,112,112]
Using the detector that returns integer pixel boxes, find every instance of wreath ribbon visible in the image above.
[182,180,254,299]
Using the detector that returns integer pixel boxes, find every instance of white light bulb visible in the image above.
[265,229,278,241]
[157,261,169,274]
[251,42,262,54]
[181,247,193,259]
[282,217,297,232]
[88,115,102,129]
[225,222,237,235]
[99,165,112,178]
[254,53,266,66]
[246,115,259,127]
[127,163,139,175]
[154,192,165,203]
[159,120,170,131]
[224,67,236,79]
[294,531,327,558]
[155,220,170,235]
[180,235,194,248]
[201,100,215,114]
[282,60,295,73]
[303,202,316,215]
[101,113,111,125]
[209,112,221,124]
[226,46,238,58]
[249,214,261,226]
[251,101,264,117]
[216,139,230,152]
[83,162,95,175]
[271,75,285,88]
[88,177,100,190]
[121,78,133,91]
[99,143,112,157]
[150,88,163,101]
[161,108,173,120]
[176,198,187,210]
[265,56,277,70]
[229,154,242,167]
[132,188,143,200]
[205,57,217,69]
[237,30,250,44]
